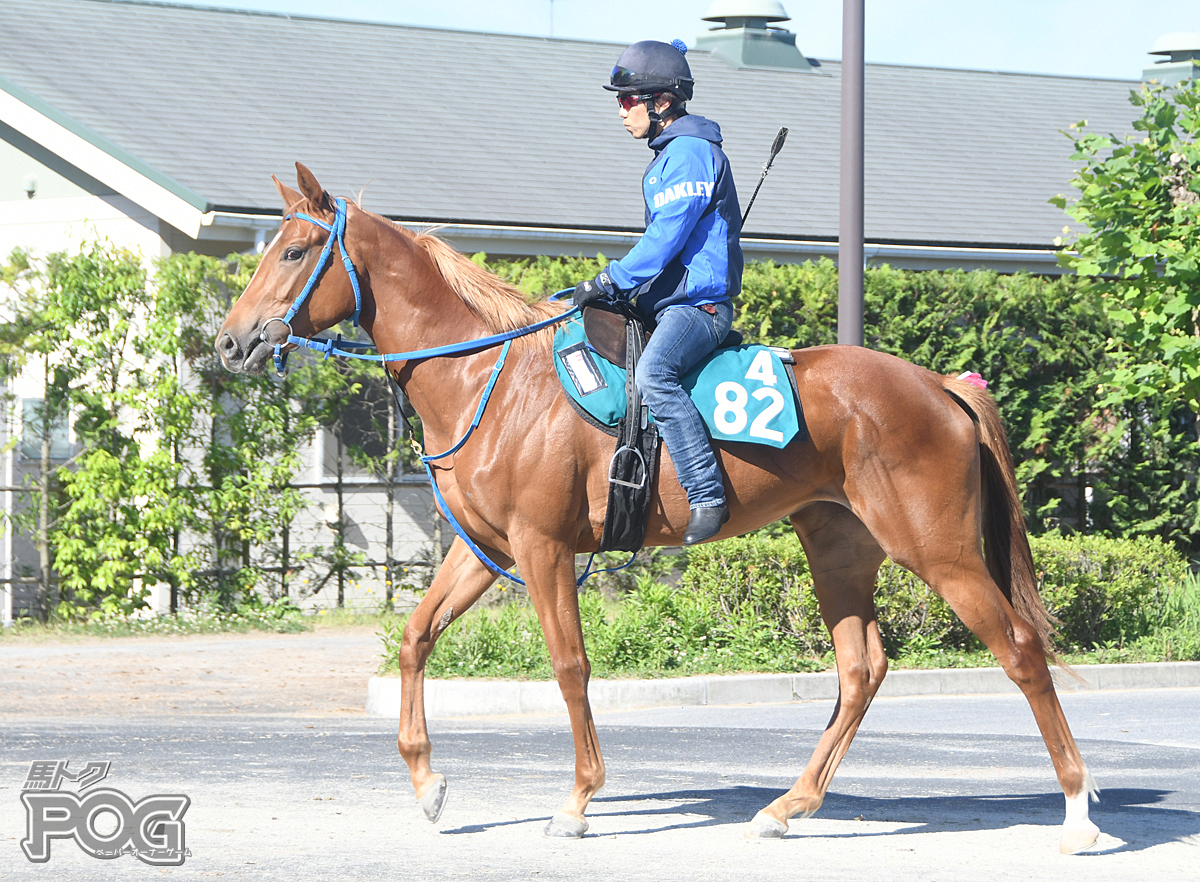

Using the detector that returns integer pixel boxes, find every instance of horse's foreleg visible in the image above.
[748,503,888,839]
[396,537,501,822]
[516,540,604,839]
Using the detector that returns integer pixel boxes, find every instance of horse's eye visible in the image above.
[283,247,305,261]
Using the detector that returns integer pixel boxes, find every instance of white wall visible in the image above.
[0,193,171,265]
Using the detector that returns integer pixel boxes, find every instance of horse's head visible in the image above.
[217,163,362,373]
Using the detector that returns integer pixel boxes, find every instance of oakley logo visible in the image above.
[652,181,714,208]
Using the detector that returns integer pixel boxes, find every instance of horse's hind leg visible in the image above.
[747,502,888,838]
[853,414,1099,853]
[396,537,501,822]
[900,550,1099,853]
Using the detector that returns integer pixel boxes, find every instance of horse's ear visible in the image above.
[273,174,303,209]
[295,162,334,214]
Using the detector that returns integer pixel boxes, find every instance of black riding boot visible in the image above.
[682,503,729,546]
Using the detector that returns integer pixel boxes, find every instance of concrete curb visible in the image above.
[365,661,1200,719]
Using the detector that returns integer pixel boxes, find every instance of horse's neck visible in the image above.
[383,328,557,462]
[350,217,556,456]
[356,231,530,453]
[395,348,514,452]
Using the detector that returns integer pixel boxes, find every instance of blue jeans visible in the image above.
[635,301,733,509]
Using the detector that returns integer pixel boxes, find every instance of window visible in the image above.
[19,398,72,461]
[321,379,399,481]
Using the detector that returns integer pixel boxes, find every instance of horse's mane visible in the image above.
[386,220,563,348]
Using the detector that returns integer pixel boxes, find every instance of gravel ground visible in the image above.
[1,629,1196,881]
[0,626,385,719]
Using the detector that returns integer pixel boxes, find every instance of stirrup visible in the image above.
[608,445,647,490]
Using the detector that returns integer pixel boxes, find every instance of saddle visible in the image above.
[569,300,805,553]
[579,300,745,553]
[581,299,745,367]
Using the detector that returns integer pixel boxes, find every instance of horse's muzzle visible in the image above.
[217,330,272,373]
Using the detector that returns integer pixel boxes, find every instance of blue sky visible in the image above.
[176,0,1194,80]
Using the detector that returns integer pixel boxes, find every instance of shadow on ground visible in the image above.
[443,786,1198,852]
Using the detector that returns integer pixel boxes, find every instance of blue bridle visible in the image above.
[262,197,579,374]
[260,200,631,586]
[262,196,361,373]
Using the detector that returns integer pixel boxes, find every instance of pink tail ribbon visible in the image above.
[956,371,988,390]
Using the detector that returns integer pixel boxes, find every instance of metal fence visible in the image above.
[0,461,448,623]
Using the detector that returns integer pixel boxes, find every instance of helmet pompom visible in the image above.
[670,39,688,55]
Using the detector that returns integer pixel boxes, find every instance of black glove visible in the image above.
[573,270,616,307]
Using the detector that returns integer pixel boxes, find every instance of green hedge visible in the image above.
[681,533,969,658]
[482,255,1200,555]
[378,533,1199,678]
[682,532,1190,655]
[379,578,830,680]
[1033,534,1188,649]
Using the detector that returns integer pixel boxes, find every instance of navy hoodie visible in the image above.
[606,114,743,322]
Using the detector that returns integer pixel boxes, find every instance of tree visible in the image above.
[1051,79,1200,410]
[153,252,359,609]
[0,242,184,617]
[0,248,71,619]
[1,243,396,620]
[1051,79,1200,546]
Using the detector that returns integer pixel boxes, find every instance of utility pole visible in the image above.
[37,354,52,621]
[838,0,865,346]
[335,420,346,609]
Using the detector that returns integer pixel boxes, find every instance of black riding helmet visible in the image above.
[605,39,695,101]
[605,39,693,142]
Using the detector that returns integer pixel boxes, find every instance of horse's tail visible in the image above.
[941,375,1058,664]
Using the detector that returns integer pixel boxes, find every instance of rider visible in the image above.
[574,39,743,546]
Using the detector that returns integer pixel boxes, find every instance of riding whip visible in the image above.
[741,127,789,227]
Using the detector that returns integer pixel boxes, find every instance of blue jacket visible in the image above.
[605,115,743,323]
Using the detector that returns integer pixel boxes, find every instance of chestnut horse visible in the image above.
[218,165,1100,852]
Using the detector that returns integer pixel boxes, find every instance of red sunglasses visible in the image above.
[616,93,654,111]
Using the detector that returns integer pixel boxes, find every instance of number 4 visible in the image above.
[745,350,777,387]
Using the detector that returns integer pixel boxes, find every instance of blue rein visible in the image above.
[267,201,628,587]
[265,197,579,373]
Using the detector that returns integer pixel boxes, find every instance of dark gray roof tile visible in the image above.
[0,0,1141,248]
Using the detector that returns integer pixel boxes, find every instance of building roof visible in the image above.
[0,0,1143,259]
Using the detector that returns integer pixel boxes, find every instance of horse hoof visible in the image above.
[1059,820,1100,854]
[544,812,588,839]
[418,775,448,823]
[744,810,788,839]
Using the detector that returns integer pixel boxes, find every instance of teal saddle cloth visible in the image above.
[552,314,804,450]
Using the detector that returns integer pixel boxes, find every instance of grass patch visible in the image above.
[377,568,1200,680]
[0,598,310,641]
[304,609,404,632]
[0,602,424,645]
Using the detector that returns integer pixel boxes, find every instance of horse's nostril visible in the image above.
[218,333,239,359]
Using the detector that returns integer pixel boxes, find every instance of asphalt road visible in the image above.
[2,688,1197,881]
